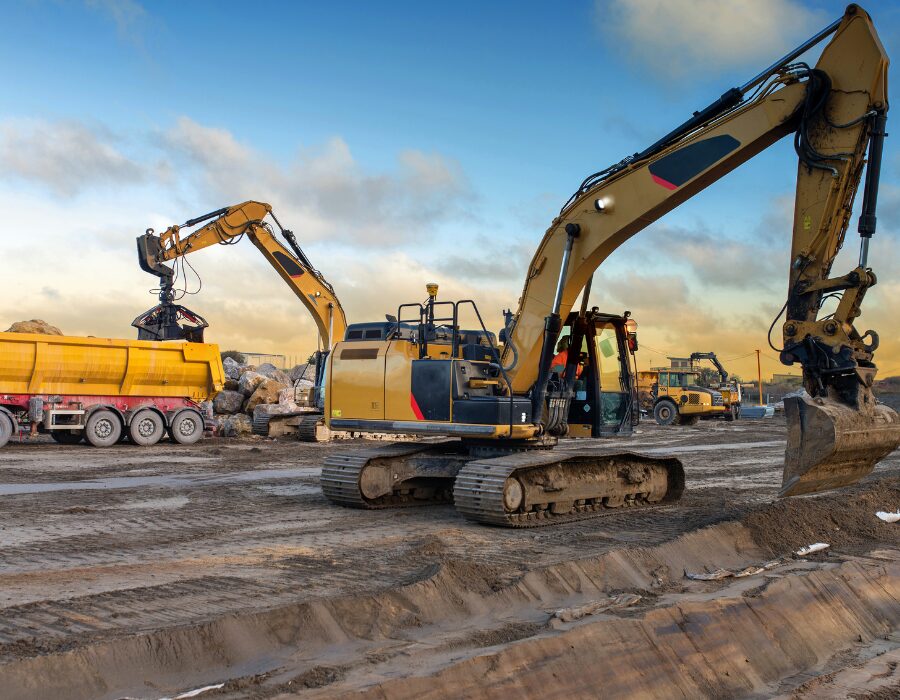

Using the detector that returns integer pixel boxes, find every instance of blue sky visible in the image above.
[1,0,898,379]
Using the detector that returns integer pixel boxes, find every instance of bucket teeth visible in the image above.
[782,394,900,497]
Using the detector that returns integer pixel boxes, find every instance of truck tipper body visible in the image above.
[0,333,224,448]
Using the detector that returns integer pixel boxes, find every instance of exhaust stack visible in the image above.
[782,393,900,496]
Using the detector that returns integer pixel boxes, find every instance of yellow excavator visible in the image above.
[134,201,347,440]
[320,4,899,527]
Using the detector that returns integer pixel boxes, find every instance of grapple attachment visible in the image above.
[782,394,900,497]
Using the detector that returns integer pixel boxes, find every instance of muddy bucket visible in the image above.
[781,394,900,497]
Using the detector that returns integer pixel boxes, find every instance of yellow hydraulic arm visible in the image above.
[499,4,897,495]
[134,201,347,349]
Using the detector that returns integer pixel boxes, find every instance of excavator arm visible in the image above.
[690,353,729,384]
[501,4,897,495]
[134,201,347,349]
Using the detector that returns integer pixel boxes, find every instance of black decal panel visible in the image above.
[273,251,305,277]
[648,135,740,189]
[411,360,452,421]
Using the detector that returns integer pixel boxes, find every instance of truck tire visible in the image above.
[129,409,165,446]
[653,401,678,426]
[85,409,122,447]
[0,415,12,448]
[51,430,83,445]
[169,410,203,445]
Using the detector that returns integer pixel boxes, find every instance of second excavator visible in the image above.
[134,201,347,440]
[320,4,900,526]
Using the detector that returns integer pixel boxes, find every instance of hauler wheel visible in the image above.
[169,410,204,445]
[0,415,12,448]
[129,409,165,446]
[51,430,83,445]
[653,401,678,426]
[85,409,122,448]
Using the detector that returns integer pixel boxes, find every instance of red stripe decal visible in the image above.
[410,393,425,420]
[651,173,678,190]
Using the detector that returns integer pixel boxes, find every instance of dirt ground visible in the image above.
[0,417,898,699]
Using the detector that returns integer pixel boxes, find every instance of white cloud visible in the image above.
[85,0,147,41]
[596,0,827,79]
[159,117,474,246]
[0,120,145,197]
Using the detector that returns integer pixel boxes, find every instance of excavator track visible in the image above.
[320,442,458,508]
[322,442,684,528]
[453,450,685,528]
[297,414,323,443]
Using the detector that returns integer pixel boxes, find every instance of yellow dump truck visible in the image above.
[0,333,224,448]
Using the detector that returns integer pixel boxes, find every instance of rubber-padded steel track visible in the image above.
[297,415,322,443]
[453,450,684,528]
[320,442,453,508]
[251,413,271,437]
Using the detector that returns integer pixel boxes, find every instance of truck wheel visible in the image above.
[51,430,83,445]
[85,410,122,447]
[169,410,203,445]
[129,409,165,446]
[0,415,12,448]
[734,405,741,420]
[653,401,678,426]
[724,406,735,422]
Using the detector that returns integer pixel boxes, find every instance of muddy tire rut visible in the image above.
[0,421,898,698]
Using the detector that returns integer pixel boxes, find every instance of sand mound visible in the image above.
[4,320,62,335]
[742,477,900,555]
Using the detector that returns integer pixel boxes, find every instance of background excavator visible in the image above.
[648,364,728,426]
[689,351,742,420]
[134,201,347,441]
[633,351,740,424]
[321,4,899,527]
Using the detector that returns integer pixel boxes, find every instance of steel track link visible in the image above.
[320,442,452,509]
[453,451,681,528]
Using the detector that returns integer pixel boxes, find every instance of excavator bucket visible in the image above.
[781,394,900,497]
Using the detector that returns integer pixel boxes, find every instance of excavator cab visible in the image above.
[552,311,639,438]
[327,290,639,442]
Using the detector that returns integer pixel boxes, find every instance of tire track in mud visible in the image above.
[1,420,897,698]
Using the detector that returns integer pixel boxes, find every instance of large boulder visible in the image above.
[223,357,243,380]
[256,363,293,386]
[290,363,316,382]
[215,413,253,437]
[253,401,299,421]
[213,389,244,415]
[238,371,266,397]
[244,378,289,413]
[274,387,305,413]
[6,319,62,335]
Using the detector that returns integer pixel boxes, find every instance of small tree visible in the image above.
[696,367,719,387]
[221,350,247,364]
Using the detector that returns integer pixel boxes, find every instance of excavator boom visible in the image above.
[134,201,347,349]
[320,4,898,526]
[498,4,897,496]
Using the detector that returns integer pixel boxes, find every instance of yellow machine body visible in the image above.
[0,332,224,401]
[652,369,727,425]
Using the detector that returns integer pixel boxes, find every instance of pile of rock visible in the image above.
[5,319,63,335]
[213,358,316,437]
